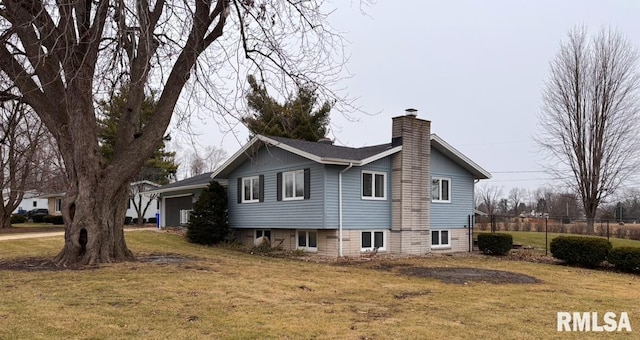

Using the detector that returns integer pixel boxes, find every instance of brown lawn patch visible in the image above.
[399,267,541,284]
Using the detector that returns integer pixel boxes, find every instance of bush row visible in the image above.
[10,215,28,224]
[43,215,64,225]
[477,233,513,255]
[550,236,611,267]
[608,247,640,272]
[550,236,640,272]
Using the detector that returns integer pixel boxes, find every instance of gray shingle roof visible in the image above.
[266,136,393,161]
[150,172,213,192]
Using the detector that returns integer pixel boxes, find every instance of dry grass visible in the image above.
[1,232,639,339]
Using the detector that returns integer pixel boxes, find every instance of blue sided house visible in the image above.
[154,110,491,256]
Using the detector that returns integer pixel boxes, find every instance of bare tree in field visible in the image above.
[0,100,45,228]
[477,184,503,216]
[508,187,525,216]
[0,0,346,265]
[538,27,640,234]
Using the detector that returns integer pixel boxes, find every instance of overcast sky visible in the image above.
[181,1,640,194]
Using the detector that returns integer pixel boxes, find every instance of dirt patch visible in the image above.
[138,254,191,264]
[0,254,194,271]
[0,257,69,271]
[0,226,65,234]
[399,267,541,285]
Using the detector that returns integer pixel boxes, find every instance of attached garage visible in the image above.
[143,172,227,228]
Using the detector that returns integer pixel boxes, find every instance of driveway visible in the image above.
[0,227,160,241]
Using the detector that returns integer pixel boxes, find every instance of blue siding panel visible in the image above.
[325,158,392,230]
[430,147,475,229]
[228,146,325,229]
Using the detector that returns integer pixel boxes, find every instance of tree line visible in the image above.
[476,184,640,223]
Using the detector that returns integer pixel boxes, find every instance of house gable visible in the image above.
[228,146,325,229]
[430,147,476,229]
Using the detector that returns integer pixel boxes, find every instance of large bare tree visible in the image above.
[0,100,45,228]
[0,0,344,265]
[538,27,640,234]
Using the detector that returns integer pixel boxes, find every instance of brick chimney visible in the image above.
[389,108,431,254]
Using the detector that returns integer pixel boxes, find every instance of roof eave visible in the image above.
[144,183,209,195]
[430,134,492,180]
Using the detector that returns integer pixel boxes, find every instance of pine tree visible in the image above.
[243,75,332,141]
[187,181,229,245]
[97,86,178,185]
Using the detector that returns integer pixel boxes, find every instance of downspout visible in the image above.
[339,163,353,257]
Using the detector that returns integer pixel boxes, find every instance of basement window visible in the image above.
[361,231,385,251]
[431,230,450,249]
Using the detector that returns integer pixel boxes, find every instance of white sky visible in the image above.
[179,0,640,193]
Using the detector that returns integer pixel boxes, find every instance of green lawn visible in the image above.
[1,231,639,339]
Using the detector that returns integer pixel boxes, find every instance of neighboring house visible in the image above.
[145,172,223,227]
[7,190,48,214]
[128,180,161,221]
[38,193,65,215]
[159,110,491,256]
[38,182,161,221]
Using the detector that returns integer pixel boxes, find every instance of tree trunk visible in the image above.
[0,213,11,228]
[586,218,595,235]
[53,177,134,267]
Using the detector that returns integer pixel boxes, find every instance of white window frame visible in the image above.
[179,209,192,224]
[361,171,387,200]
[296,230,318,252]
[360,230,386,252]
[283,170,305,201]
[55,198,63,213]
[242,176,260,203]
[431,229,451,249]
[432,177,451,203]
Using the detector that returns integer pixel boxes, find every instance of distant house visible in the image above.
[157,110,491,256]
[38,193,65,216]
[6,190,48,215]
[38,182,161,222]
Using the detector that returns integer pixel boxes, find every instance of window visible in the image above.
[361,231,385,251]
[432,177,451,202]
[55,198,63,212]
[277,169,310,201]
[297,230,318,252]
[179,209,192,224]
[431,230,450,249]
[33,201,37,207]
[362,171,386,200]
[255,229,271,241]
[283,170,305,200]
[240,176,261,203]
[128,199,131,209]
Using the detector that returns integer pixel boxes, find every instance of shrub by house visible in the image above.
[550,236,611,267]
[186,181,229,245]
[477,233,513,255]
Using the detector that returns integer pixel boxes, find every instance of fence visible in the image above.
[475,215,640,241]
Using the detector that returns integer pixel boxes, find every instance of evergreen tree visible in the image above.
[187,181,229,245]
[243,75,332,141]
[97,87,178,185]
